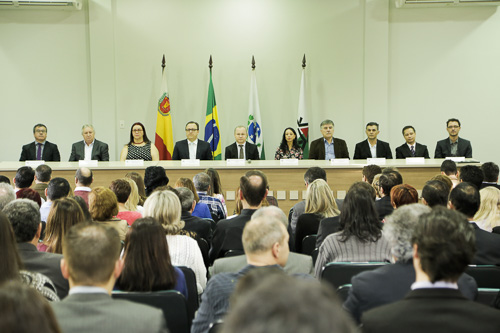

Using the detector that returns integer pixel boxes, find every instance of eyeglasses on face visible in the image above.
[35,129,47,133]
[185,128,198,132]
[132,129,143,132]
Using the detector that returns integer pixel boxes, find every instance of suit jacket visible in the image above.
[51,293,168,333]
[209,253,314,277]
[172,139,213,160]
[224,141,260,160]
[395,142,430,159]
[69,139,109,161]
[361,288,500,333]
[375,196,394,221]
[480,182,500,190]
[470,222,500,265]
[209,209,256,264]
[353,139,392,159]
[316,215,342,248]
[344,260,478,323]
[434,137,472,158]
[308,137,349,160]
[19,141,60,161]
[17,242,69,299]
[181,211,213,244]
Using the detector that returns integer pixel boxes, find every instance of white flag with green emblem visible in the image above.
[247,69,265,159]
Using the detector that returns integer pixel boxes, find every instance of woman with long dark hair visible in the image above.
[115,217,187,298]
[274,127,303,160]
[120,122,159,161]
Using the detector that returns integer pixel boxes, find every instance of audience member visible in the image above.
[191,214,290,333]
[0,175,11,184]
[3,199,69,298]
[429,174,453,191]
[123,177,143,213]
[177,187,212,242]
[295,179,340,253]
[362,164,382,184]
[421,179,449,207]
[40,177,71,223]
[72,195,92,222]
[69,124,110,161]
[210,206,314,276]
[440,159,459,187]
[362,208,499,333]
[193,172,226,221]
[480,162,500,190]
[144,166,169,197]
[390,184,418,209]
[16,188,42,208]
[13,166,35,191]
[19,124,61,162]
[449,182,500,265]
[125,171,147,206]
[473,187,500,232]
[110,179,142,226]
[344,204,477,323]
[38,197,85,253]
[0,281,62,333]
[459,164,484,189]
[0,183,16,210]
[209,170,268,263]
[205,168,228,214]
[32,164,52,200]
[88,187,128,241]
[375,170,403,220]
[73,167,93,205]
[51,223,168,333]
[115,217,187,299]
[371,173,382,198]
[143,190,207,293]
[353,122,392,159]
[222,273,357,333]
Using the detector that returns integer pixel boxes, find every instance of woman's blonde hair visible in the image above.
[304,179,340,218]
[143,190,184,235]
[474,187,500,230]
[123,178,139,211]
[372,174,382,198]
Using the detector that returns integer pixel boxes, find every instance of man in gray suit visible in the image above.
[51,223,168,333]
[210,206,314,276]
[69,124,109,161]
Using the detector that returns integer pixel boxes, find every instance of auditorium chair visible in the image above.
[336,284,352,302]
[112,290,190,333]
[476,288,500,307]
[320,262,388,289]
[301,234,317,256]
[177,266,199,322]
[465,265,500,289]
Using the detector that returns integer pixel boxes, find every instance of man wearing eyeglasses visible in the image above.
[19,124,61,161]
[434,118,472,158]
[172,121,213,160]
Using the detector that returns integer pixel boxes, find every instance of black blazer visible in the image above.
[172,139,213,160]
[375,196,394,221]
[308,137,349,160]
[353,139,392,159]
[395,142,430,159]
[19,141,60,161]
[181,211,213,244]
[470,222,500,265]
[434,137,472,158]
[224,142,260,160]
[480,182,500,190]
[69,139,109,161]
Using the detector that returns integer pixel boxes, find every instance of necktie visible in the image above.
[410,145,415,157]
[36,143,42,160]
[239,145,244,159]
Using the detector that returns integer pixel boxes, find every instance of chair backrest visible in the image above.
[203,218,217,232]
[476,288,500,307]
[465,265,500,289]
[224,249,245,257]
[196,237,210,268]
[112,290,189,333]
[321,262,388,289]
[287,207,295,252]
[311,248,319,266]
[336,284,352,302]
[301,234,317,255]
[177,266,199,322]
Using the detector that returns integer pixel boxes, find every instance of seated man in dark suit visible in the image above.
[395,125,429,159]
[308,119,349,160]
[434,118,472,158]
[459,164,484,189]
[32,164,51,200]
[225,126,260,160]
[480,162,500,190]
[172,121,212,160]
[20,124,60,161]
[449,182,500,265]
[51,223,168,333]
[374,169,402,221]
[344,204,477,324]
[209,170,268,264]
[421,179,449,207]
[353,122,392,159]
[3,199,69,299]
[69,124,109,161]
[177,187,212,243]
[362,207,500,333]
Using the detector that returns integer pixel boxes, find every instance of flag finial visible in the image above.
[161,54,166,73]
[209,55,213,72]
[302,54,306,69]
[251,56,256,70]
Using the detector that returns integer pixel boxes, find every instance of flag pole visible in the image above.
[209,55,214,125]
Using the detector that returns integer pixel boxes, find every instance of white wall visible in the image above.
[1,1,499,164]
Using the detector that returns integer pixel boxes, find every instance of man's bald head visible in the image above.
[240,170,268,207]
[75,167,93,187]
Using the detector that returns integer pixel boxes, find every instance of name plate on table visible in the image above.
[331,158,349,165]
[181,159,200,166]
[367,158,386,165]
[125,159,144,166]
[226,159,246,166]
[280,159,299,166]
[405,157,425,165]
[79,160,98,167]
[446,157,465,162]
[25,160,45,167]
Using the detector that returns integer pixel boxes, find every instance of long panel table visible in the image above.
[0,159,478,214]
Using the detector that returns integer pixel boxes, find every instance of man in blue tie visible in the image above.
[19,124,60,161]
[395,125,430,159]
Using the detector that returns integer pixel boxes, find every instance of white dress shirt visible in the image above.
[188,139,198,160]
